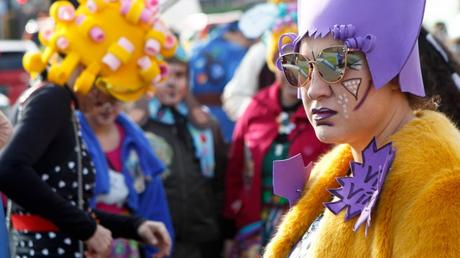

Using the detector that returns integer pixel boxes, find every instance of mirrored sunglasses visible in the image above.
[280,45,361,87]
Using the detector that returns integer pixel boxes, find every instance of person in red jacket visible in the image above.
[223,9,330,257]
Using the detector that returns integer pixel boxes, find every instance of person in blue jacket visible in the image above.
[0,200,9,258]
[78,87,174,258]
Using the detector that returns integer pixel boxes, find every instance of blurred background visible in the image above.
[0,0,459,109]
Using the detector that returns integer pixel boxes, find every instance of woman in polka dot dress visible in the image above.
[0,0,175,257]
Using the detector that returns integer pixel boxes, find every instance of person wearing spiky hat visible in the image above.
[264,0,460,257]
[0,0,177,257]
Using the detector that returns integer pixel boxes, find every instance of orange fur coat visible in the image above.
[264,111,460,257]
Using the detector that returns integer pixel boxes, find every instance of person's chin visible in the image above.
[159,97,181,106]
[96,119,114,127]
[313,125,342,144]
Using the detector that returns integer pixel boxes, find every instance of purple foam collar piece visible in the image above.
[324,138,395,234]
[273,154,313,206]
[296,0,426,96]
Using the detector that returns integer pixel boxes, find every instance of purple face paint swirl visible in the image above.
[324,138,395,232]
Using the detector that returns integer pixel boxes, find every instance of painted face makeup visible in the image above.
[337,53,372,112]
[353,80,372,111]
[342,78,361,100]
[337,93,350,119]
[311,106,338,126]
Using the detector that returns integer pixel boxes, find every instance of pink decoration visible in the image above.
[75,15,86,25]
[89,27,105,42]
[118,37,134,53]
[137,56,152,70]
[164,35,176,49]
[42,29,53,41]
[57,6,75,22]
[144,39,160,56]
[159,63,168,76]
[56,36,69,50]
[120,0,132,15]
[146,0,159,7]
[102,53,121,71]
[140,8,154,23]
[86,0,98,12]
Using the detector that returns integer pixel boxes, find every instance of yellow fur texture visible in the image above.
[264,111,460,257]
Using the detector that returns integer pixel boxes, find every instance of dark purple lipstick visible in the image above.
[311,107,337,126]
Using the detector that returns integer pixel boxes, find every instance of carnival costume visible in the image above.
[265,0,460,257]
[0,0,176,256]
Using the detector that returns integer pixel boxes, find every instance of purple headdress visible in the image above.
[275,33,299,70]
[278,0,427,97]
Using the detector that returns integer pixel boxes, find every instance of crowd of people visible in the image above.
[0,0,459,257]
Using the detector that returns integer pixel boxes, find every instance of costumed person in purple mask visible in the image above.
[0,1,176,257]
[77,87,174,258]
[223,5,330,257]
[264,0,460,257]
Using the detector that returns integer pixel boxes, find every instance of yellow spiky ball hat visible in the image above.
[23,0,177,102]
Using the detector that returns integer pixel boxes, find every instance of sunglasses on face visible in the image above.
[280,45,361,87]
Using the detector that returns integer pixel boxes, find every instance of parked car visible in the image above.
[0,40,38,104]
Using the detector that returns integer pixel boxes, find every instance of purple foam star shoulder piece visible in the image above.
[324,138,395,232]
[273,154,313,206]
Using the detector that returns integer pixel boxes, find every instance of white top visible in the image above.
[221,41,267,121]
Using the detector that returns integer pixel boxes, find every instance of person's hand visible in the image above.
[137,220,172,258]
[84,224,112,258]
[242,243,261,258]
[223,239,234,258]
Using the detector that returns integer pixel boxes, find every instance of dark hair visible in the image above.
[165,57,189,79]
[418,26,460,125]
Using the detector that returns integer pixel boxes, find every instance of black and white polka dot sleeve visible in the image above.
[0,86,97,241]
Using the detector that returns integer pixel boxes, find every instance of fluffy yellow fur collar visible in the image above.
[264,110,460,257]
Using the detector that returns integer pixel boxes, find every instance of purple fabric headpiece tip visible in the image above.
[324,138,395,235]
[273,154,313,207]
[297,0,427,96]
